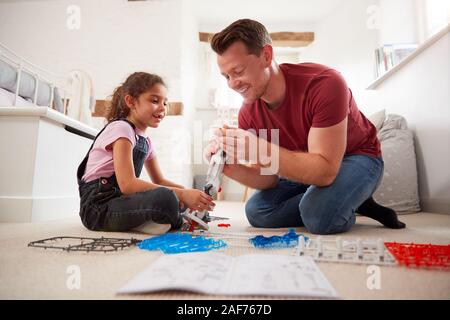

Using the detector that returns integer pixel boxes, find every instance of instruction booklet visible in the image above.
[117,252,339,298]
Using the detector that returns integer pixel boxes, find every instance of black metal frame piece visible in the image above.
[28,236,141,253]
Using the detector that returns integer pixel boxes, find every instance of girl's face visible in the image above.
[129,83,168,129]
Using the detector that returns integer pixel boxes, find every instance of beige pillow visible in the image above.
[367,109,386,132]
[373,115,421,213]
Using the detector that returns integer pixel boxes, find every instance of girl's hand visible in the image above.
[180,189,216,211]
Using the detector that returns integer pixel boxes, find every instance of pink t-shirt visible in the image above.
[82,121,154,183]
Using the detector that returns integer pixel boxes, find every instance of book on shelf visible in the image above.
[374,43,418,78]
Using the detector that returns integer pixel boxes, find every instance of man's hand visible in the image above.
[203,124,277,179]
[218,126,275,169]
[203,137,220,163]
[203,125,228,163]
[218,127,254,164]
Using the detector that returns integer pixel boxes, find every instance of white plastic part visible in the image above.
[356,238,363,259]
[316,236,323,258]
[182,211,209,231]
[336,237,342,258]
[298,236,306,255]
[291,236,396,266]
[377,238,385,262]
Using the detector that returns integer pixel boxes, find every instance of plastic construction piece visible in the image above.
[209,215,229,221]
[181,210,209,232]
[181,148,229,231]
[384,242,450,270]
[293,237,397,266]
[180,211,230,233]
[138,232,227,254]
[204,149,227,199]
[249,229,308,249]
[28,236,141,253]
[218,223,231,228]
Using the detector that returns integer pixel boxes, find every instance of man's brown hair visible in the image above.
[210,19,272,56]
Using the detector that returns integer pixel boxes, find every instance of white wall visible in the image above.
[0,0,184,100]
[296,0,450,213]
[0,0,201,189]
[0,114,93,222]
[362,31,450,213]
[300,0,379,95]
[378,0,420,45]
[179,0,201,186]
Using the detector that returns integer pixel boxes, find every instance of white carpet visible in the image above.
[0,201,449,299]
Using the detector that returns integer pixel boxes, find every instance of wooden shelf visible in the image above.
[199,31,314,48]
[270,32,315,47]
[92,100,183,117]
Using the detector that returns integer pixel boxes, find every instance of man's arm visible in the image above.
[218,117,347,187]
[277,117,347,186]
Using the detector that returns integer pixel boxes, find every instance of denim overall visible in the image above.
[77,119,182,231]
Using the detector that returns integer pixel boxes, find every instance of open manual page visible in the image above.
[117,252,339,298]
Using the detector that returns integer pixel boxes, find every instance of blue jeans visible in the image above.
[79,176,183,232]
[245,154,384,235]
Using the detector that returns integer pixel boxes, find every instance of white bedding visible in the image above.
[0,87,34,107]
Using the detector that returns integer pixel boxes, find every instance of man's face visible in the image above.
[217,41,271,104]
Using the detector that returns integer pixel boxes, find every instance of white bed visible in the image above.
[0,43,98,222]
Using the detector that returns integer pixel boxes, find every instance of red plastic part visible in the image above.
[218,223,231,228]
[384,242,450,269]
[189,220,198,232]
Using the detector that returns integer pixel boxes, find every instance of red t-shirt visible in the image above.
[238,63,381,158]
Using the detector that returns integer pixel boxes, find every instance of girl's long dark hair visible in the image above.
[106,72,166,123]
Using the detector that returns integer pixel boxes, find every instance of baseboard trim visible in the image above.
[420,198,450,214]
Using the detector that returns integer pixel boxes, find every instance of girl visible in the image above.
[77,72,215,234]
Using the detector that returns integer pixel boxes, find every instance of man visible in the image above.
[206,19,405,234]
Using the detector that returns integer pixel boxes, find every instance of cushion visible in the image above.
[373,114,421,213]
[0,87,34,107]
[53,87,64,113]
[0,60,64,111]
[0,60,17,91]
[367,109,386,132]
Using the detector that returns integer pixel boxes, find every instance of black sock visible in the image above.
[357,197,406,229]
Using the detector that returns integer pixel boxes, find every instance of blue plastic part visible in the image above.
[249,229,309,248]
[138,233,227,254]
